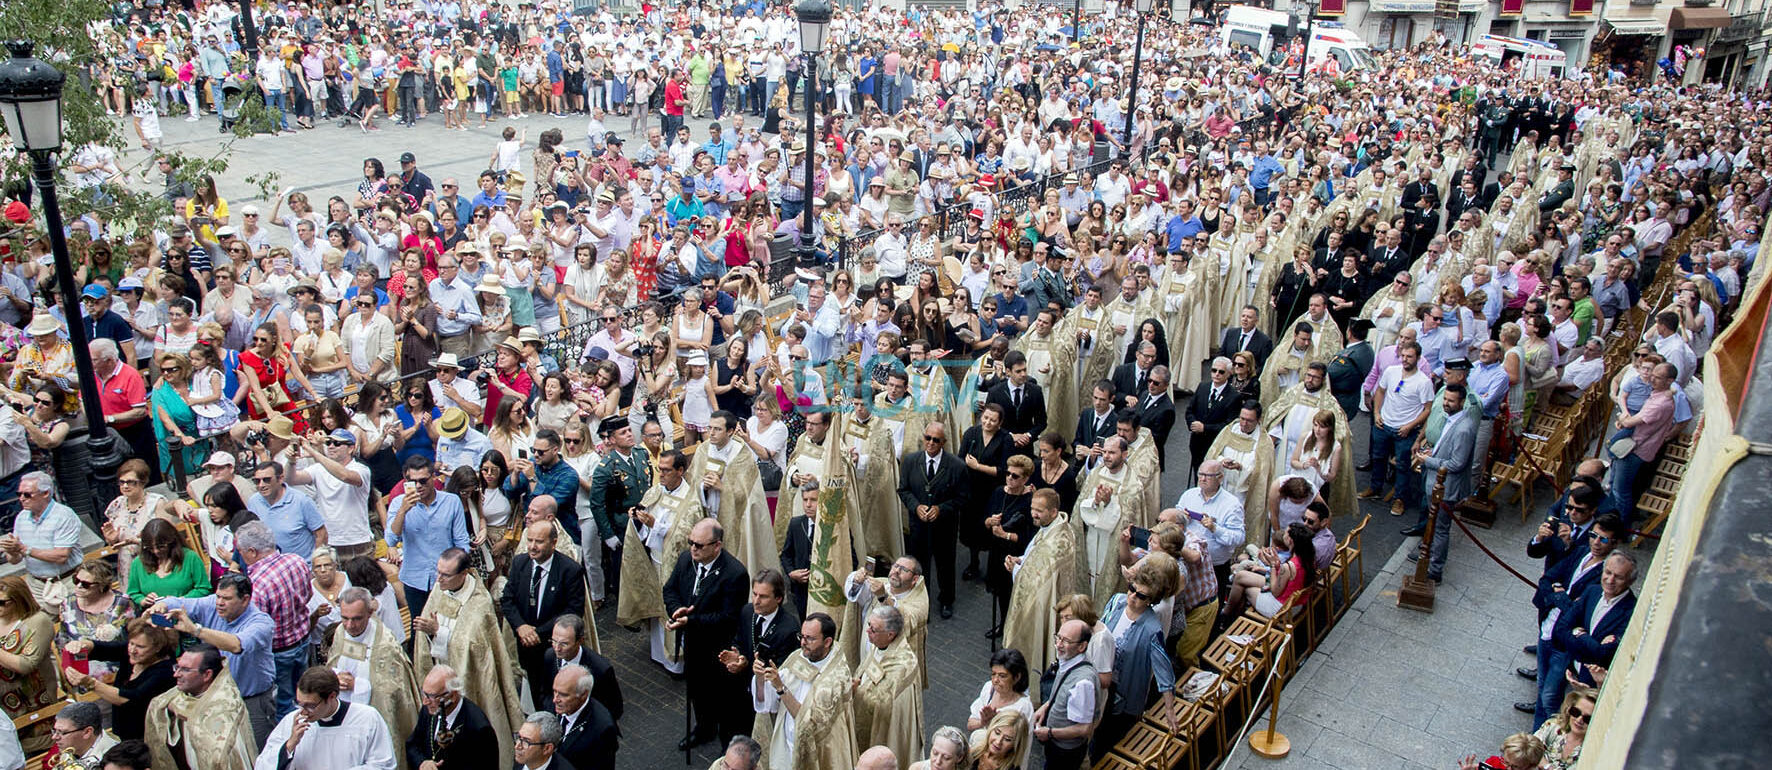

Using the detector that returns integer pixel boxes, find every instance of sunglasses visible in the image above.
[1211,368,1228,374]
[1567,706,1592,722]
[325,439,351,447]
[564,438,584,446]
[922,434,944,443]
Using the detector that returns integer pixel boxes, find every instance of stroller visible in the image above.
[218,80,248,133]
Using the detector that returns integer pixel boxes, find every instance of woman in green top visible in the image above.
[126,518,211,606]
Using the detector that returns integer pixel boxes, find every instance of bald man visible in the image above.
[501,521,587,711]
[897,421,968,619]
[855,746,898,770]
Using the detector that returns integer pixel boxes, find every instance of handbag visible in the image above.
[755,458,784,492]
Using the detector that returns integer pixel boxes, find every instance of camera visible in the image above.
[245,429,269,446]
[633,343,656,358]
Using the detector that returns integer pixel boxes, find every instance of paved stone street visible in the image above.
[115,111,1523,767]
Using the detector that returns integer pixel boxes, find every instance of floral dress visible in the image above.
[104,491,167,566]
[57,593,137,685]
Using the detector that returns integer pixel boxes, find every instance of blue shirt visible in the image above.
[1414,324,1454,376]
[470,190,507,210]
[12,502,81,578]
[247,485,327,556]
[435,429,494,473]
[1468,360,1510,419]
[386,490,471,590]
[702,137,734,166]
[504,458,581,518]
[429,277,484,337]
[1249,154,1286,190]
[993,292,1030,336]
[1165,214,1203,253]
[163,597,276,697]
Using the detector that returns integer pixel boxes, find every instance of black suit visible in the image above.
[555,699,620,770]
[1134,392,1176,471]
[780,515,816,616]
[1186,381,1242,478]
[1445,188,1483,230]
[1110,362,1152,410]
[897,450,968,608]
[542,646,625,722]
[984,380,1048,440]
[1404,205,1440,257]
[732,604,800,683]
[662,550,750,746]
[407,695,501,770]
[1480,181,1506,210]
[501,553,588,710]
[513,753,579,770]
[1073,407,1117,460]
[1400,179,1439,213]
[1218,327,1274,371]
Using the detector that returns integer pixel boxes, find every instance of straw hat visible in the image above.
[24,314,60,336]
[476,275,506,295]
[437,408,470,439]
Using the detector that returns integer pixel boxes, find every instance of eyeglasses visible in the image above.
[441,184,458,189]
[253,476,277,485]
[72,577,99,589]
[602,316,620,322]
[687,539,716,549]
[513,736,542,748]
[33,398,54,407]
[1567,706,1592,722]
[1005,471,1025,480]
[922,434,944,443]
[119,478,144,486]
[420,690,449,702]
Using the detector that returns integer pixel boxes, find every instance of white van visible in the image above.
[1219,5,1378,74]
[1470,34,1568,80]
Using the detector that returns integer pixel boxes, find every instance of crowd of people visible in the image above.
[0,0,1762,768]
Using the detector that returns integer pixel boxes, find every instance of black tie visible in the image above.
[531,562,545,611]
[928,456,937,479]
[755,614,766,639]
[1212,385,1222,404]
[694,564,709,595]
[1013,387,1023,410]
[1240,331,1250,351]
[1136,368,1147,392]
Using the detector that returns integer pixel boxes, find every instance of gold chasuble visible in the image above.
[412,574,525,762]
[615,478,703,665]
[327,618,421,770]
[145,670,257,770]
[853,635,924,767]
[765,649,856,770]
[1001,512,1082,677]
[689,439,781,575]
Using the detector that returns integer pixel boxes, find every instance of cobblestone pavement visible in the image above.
[119,112,1443,767]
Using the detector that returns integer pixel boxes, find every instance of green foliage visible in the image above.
[0,0,279,234]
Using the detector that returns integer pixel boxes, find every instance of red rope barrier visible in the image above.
[1446,508,1539,588]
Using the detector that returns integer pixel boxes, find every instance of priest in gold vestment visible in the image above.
[690,412,780,575]
[1000,489,1082,677]
[411,549,525,764]
[759,612,857,770]
[852,605,923,767]
[145,649,258,770]
[326,588,421,770]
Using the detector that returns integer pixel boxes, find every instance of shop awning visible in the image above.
[1369,0,1435,12]
[1670,6,1732,29]
[1606,16,1668,36]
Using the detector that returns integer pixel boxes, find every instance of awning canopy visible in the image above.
[1670,6,1731,29]
[1606,16,1668,36]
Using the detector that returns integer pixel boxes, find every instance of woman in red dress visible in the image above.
[239,322,311,434]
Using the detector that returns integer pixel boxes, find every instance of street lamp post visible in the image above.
[0,40,125,520]
[795,0,831,274]
[1123,0,1155,152]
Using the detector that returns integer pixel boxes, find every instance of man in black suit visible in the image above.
[1135,365,1177,471]
[1218,305,1274,371]
[1445,177,1483,231]
[501,520,588,712]
[719,568,800,736]
[1403,192,1441,257]
[779,483,856,617]
[1399,167,1440,214]
[1187,357,1243,480]
[543,615,623,722]
[549,665,619,770]
[1074,380,1118,473]
[1517,510,1620,689]
[409,664,501,770]
[984,351,1047,449]
[1539,551,1639,726]
[512,712,577,770]
[1368,229,1412,286]
[897,420,968,618]
[663,518,751,750]
[1111,341,1159,411]
[1481,170,1515,210]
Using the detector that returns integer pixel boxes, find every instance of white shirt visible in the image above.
[309,460,374,546]
[1376,365,1435,429]
[254,701,397,770]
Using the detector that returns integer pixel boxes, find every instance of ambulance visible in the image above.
[1219,5,1379,75]
[1470,34,1568,80]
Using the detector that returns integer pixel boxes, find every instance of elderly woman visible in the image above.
[7,314,76,395]
[126,518,212,606]
[55,560,136,689]
[306,546,347,654]
[102,458,172,565]
[1093,553,1180,761]
[0,576,57,751]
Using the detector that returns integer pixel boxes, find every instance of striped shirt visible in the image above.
[247,552,314,650]
[1178,530,1219,609]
